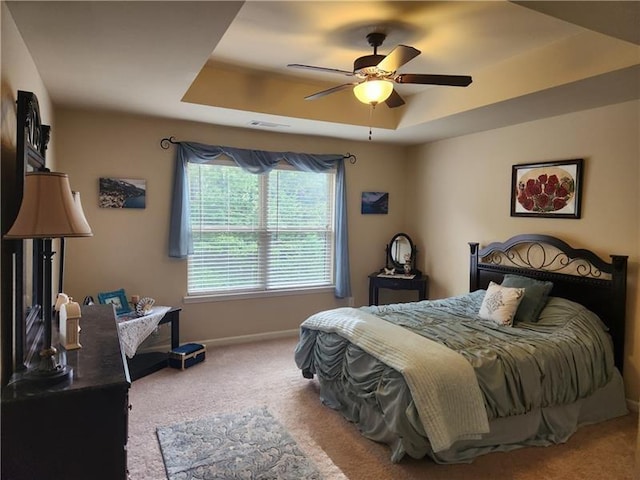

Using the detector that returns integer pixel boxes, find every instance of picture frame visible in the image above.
[511,159,583,219]
[361,192,389,214]
[99,177,146,208]
[97,288,131,315]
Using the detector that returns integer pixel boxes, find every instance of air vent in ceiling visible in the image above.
[248,120,290,129]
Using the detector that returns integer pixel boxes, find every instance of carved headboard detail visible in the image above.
[479,241,612,280]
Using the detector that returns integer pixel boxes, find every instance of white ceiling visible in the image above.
[7,1,640,145]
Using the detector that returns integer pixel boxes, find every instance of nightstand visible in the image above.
[368,272,429,305]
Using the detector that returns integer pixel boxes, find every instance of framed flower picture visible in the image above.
[511,159,583,219]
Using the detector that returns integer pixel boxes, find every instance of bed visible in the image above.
[294,234,628,463]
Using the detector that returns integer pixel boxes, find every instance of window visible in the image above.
[187,161,336,295]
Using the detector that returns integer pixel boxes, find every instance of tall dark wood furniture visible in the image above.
[2,91,49,383]
[1,304,131,480]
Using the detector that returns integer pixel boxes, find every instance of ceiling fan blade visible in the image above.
[287,63,354,77]
[377,45,420,73]
[385,89,405,108]
[396,74,473,87]
[304,83,356,101]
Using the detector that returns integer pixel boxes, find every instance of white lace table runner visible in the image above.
[116,306,171,358]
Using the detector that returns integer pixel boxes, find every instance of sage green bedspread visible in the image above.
[294,291,627,463]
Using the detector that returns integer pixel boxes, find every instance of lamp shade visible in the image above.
[71,191,92,235]
[4,172,93,239]
[353,79,394,105]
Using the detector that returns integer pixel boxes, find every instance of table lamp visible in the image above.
[4,171,92,384]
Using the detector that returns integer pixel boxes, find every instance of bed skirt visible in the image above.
[429,368,627,463]
[315,355,627,464]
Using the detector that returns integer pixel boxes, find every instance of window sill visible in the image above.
[183,285,335,304]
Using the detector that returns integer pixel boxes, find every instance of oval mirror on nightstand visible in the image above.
[386,233,419,274]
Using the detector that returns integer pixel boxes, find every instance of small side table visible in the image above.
[368,272,429,306]
[126,307,181,380]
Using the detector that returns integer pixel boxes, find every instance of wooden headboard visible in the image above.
[469,234,628,372]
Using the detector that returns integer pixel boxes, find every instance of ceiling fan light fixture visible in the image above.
[353,79,393,106]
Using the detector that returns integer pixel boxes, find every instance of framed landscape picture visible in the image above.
[99,177,146,208]
[361,192,389,214]
[511,159,583,219]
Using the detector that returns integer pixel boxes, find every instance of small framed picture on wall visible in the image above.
[361,192,389,214]
[99,177,147,209]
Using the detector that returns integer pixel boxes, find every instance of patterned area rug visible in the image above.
[157,407,323,480]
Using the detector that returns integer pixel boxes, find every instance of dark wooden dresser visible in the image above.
[1,304,131,480]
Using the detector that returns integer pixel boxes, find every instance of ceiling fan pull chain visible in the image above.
[368,105,373,141]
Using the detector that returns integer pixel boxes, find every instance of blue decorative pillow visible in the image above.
[500,274,553,323]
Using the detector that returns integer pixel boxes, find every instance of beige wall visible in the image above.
[406,100,640,401]
[56,108,409,344]
[1,2,55,165]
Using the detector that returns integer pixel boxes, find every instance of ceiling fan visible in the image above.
[288,32,472,108]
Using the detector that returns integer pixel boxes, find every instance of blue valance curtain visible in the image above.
[168,142,351,298]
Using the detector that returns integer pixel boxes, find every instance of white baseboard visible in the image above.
[627,398,639,413]
[136,329,299,354]
[200,329,299,349]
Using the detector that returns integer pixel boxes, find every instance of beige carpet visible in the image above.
[128,336,638,480]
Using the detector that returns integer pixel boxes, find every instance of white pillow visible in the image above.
[478,281,525,326]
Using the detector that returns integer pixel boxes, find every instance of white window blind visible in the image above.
[187,161,336,295]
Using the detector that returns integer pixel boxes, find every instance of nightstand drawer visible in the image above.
[368,272,429,305]
[376,277,405,289]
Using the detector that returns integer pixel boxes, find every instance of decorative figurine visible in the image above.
[59,299,82,350]
[135,297,156,316]
[404,254,412,274]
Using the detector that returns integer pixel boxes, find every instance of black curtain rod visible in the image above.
[343,153,357,164]
[160,136,179,149]
[160,136,357,164]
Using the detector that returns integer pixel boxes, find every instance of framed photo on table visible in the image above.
[97,288,131,315]
[511,159,583,219]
